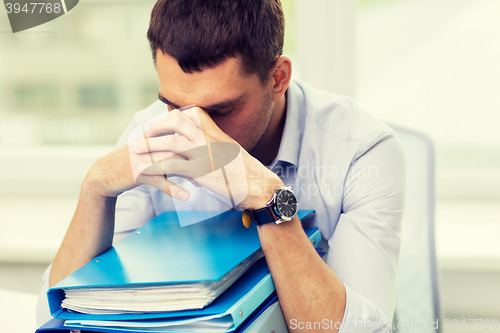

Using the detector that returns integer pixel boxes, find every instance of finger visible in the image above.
[179,106,203,129]
[130,135,148,153]
[136,174,190,201]
[149,150,184,163]
[138,143,240,180]
[186,106,218,132]
[139,150,213,180]
[145,109,205,143]
[185,107,238,145]
[132,150,183,174]
[134,133,201,156]
[141,159,202,190]
[134,142,240,182]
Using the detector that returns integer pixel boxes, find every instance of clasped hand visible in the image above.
[86,106,283,210]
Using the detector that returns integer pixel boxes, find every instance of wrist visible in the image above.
[81,177,118,206]
[83,159,121,199]
[257,214,301,231]
[242,180,299,228]
[246,176,284,210]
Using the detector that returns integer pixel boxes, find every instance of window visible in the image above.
[77,84,118,111]
[12,84,61,112]
[0,0,159,147]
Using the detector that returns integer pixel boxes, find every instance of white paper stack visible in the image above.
[61,250,263,315]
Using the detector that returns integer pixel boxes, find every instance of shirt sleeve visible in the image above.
[36,107,159,327]
[112,106,158,242]
[328,134,406,333]
[36,263,53,327]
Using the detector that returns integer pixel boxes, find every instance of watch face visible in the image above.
[275,188,298,219]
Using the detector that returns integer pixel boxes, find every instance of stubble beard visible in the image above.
[246,90,274,154]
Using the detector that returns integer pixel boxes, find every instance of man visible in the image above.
[37,0,405,331]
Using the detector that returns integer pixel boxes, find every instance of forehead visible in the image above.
[156,50,261,107]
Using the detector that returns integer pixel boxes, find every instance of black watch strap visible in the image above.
[249,206,277,225]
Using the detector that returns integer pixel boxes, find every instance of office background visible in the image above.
[0,0,499,332]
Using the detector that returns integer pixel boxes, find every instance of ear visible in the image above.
[270,55,292,101]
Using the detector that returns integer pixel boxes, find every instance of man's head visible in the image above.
[147,0,291,159]
[147,0,285,84]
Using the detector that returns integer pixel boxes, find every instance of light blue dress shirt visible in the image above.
[37,80,405,332]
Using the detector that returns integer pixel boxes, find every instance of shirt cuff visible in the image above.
[338,283,393,333]
[36,263,53,328]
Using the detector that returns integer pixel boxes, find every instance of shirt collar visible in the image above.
[271,80,303,169]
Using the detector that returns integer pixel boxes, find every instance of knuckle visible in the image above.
[169,108,181,116]
[165,134,180,147]
[151,117,165,129]
[169,115,182,130]
[147,120,163,136]
[174,113,193,130]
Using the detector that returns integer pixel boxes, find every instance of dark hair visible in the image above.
[147,0,284,83]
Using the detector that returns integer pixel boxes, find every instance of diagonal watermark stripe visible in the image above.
[128,105,247,227]
[4,0,79,33]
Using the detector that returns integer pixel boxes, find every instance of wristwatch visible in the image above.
[242,186,299,228]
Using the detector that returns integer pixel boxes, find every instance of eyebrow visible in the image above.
[158,93,245,114]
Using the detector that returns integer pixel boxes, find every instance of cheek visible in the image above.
[213,97,271,143]
[212,108,256,143]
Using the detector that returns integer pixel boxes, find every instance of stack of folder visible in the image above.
[37,210,321,333]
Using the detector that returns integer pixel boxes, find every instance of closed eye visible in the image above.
[211,107,236,118]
